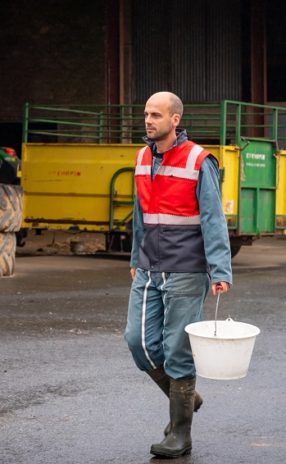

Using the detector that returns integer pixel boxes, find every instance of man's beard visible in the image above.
[146,126,173,141]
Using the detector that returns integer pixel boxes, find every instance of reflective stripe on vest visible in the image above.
[135,144,206,179]
[143,213,201,225]
[157,144,204,180]
[135,147,151,175]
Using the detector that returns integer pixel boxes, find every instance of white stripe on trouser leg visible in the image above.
[161,272,167,316]
[160,272,167,370]
[141,271,156,369]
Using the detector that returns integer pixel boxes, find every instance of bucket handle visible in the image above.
[214,293,220,337]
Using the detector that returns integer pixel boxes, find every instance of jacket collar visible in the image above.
[143,128,188,155]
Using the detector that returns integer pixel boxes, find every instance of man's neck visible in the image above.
[155,135,177,153]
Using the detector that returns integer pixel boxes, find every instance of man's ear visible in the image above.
[172,113,181,128]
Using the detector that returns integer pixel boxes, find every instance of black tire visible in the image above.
[0,184,23,232]
[107,232,132,252]
[16,228,28,247]
[0,159,20,185]
[0,232,16,276]
[231,245,241,258]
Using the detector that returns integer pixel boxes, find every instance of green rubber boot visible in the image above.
[147,366,170,397]
[147,367,203,436]
[150,377,195,458]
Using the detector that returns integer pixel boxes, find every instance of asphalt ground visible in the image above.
[0,237,286,464]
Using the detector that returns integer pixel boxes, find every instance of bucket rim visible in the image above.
[185,320,260,341]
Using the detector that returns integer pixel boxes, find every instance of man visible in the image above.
[125,91,232,458]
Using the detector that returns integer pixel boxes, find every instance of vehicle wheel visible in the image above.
[231,245,241,258]
[16,228,28,247]
[0,232,16,276]
[0,184,23,232]
[107,232,132,252]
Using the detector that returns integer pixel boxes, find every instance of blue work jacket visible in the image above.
[131,131,233,285]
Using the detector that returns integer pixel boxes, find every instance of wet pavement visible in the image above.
[1,237,286,463]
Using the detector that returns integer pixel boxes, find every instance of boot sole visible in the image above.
[150,445,191,458]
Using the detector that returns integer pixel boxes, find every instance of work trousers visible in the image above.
[125,268,210,379]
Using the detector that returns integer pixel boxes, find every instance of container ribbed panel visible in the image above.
[206,0,242,100]
[170,0,206,101]
[132,0,170,101]
[132,0,242,103]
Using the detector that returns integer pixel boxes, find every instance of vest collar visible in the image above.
[142,128,188,156]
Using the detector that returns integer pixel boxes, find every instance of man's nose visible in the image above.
[145,114,151,124]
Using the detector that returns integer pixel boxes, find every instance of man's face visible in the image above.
[144,97,180,142]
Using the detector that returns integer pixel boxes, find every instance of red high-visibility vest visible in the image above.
[135,140,212,225]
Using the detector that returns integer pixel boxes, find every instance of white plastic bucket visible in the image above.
[185,318,260,380]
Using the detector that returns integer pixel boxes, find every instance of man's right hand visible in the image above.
[211,281,229,295]
[130,267,136,279]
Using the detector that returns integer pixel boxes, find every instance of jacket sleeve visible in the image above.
[130,194,144,268]
[196,156,233,285]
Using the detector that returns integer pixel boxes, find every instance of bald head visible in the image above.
[144,92,183,150]
[146,92,184,120]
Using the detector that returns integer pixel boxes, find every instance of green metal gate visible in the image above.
[239,140,276,234]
